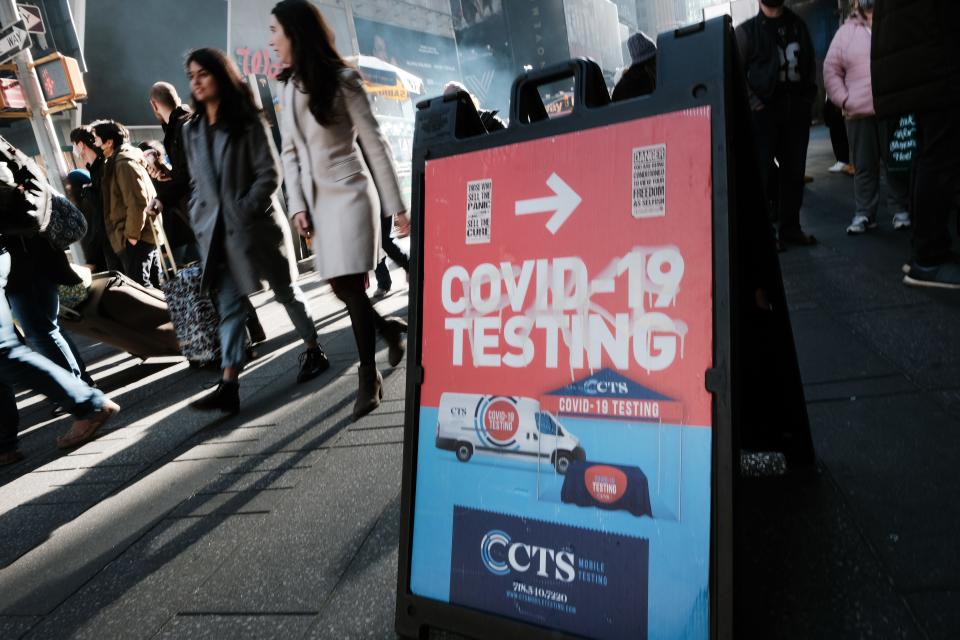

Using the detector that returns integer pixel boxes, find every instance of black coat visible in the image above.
[872,0,960,118]
[156,105,197,249]
[735,8,816,109]
[612,62,656,102]
[78,156,109,271]
[3,233,81,293]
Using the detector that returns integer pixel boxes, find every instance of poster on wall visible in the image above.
[354,17,460,99]
[409,108,715,638]
[229,0,354,85]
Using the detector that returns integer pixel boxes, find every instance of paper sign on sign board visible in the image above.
[409,108,714,639]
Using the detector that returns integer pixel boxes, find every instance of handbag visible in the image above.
[58,263,93,309]
[44,194,88,249]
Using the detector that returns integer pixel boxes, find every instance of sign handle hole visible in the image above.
[692,84,708,99]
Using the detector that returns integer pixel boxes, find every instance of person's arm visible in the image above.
[236,119,281,221]
[799,20,818,104]
[822,27,849,110]
[341,69,405,217]
[115,159,155,244]
[279,91,308,219]
[735,23,764,111]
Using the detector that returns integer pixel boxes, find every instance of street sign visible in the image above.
[0,19,30,64]
[16,4,43,34]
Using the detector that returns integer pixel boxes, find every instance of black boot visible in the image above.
[191,379,240,414]
[381,318,407,367]
[297,346,330,383]
[354,364,383,418]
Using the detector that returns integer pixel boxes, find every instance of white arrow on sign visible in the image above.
[514,172,582,234]
[0,21,30,65]
[17,5,44,35]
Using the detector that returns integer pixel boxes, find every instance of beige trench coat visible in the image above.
[280,68,405,281]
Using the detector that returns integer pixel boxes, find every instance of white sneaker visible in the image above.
[828,161,847,173]
[846,215,870,234]
[892,212,911,230]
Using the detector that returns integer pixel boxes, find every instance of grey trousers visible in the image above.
[847,116,910,220]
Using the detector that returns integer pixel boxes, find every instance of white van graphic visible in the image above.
[435,393,586,474]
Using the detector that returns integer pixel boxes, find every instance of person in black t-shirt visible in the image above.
[737,0,818,247]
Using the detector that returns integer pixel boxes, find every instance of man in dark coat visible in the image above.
[147,82,199,264]
[873,0,960,288]
[736,0,818,247]
[70,126,120,272]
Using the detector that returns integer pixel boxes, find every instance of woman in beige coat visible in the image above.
[270,0,410,418]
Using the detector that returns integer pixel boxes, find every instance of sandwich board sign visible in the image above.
[397,16,812,640]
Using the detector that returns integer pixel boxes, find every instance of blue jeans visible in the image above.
[213,267,317,370]
[0,252,106,453]
[8,273,83,380]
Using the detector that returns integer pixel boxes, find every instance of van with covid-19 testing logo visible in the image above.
[435,393,586,474]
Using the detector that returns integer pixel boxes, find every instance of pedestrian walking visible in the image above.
[873,0,960,288]
[736,0,819,247]
[146,81,267,343]
[270,0,409,418]
[91,120,162,287]
[0,166,119,464]
[70,126,120,273]
[823,0,910,235]
[182,47,329,414]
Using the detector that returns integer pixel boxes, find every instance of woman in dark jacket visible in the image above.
[182,48,329,414]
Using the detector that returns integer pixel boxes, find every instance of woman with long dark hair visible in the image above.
[270,0,409,418]
[182,47,329,414]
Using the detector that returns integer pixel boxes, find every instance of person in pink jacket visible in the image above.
[823,0,910,234]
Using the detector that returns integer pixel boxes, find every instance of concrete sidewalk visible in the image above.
[1,130,958,639]
[0,271,412,639]
[738,129,960,639]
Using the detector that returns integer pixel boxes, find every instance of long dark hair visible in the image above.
[272,0,351,126]
[185,48,260,134]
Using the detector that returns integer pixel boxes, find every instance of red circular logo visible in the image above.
[585,465,629,504]
[483,400,520,443]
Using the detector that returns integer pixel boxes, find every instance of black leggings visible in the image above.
[329,273,388,366]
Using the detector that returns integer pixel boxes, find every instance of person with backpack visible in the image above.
[0,158,120,464]
[736,0,819,248]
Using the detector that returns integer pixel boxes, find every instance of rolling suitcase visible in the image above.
[148,215,222,367]
[59,271,181,359]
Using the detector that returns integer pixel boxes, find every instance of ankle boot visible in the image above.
[382,318,407,367]
[191,380,240,414]
[354,364,383,418]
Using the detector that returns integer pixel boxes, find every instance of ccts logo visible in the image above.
[480,530,576,583]
[582,380,629,396]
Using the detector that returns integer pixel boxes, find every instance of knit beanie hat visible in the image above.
[627,32,656,66]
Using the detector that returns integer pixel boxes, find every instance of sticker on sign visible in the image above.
[0,20,30,65]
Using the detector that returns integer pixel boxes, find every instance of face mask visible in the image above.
[761,0,786,7]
